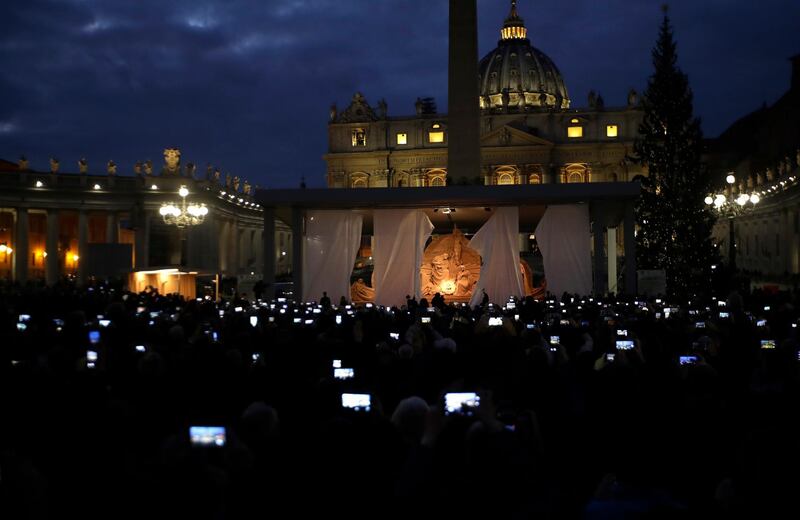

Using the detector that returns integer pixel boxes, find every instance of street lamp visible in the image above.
[159,185,209,267]
[159,185,209,228]
[704,172,759,270]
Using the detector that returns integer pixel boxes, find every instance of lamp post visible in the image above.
[159,185,209,266]
[704,172,759,270]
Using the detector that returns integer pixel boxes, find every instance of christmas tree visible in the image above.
[634,6,718,298]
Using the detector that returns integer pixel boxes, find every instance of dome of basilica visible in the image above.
[478,1,570,112]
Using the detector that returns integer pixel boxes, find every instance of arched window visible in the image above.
[567,171,583,183]
[352,178,367,188]
[498,173,515,185]
[529,174,541,185]
[430,176,445,187]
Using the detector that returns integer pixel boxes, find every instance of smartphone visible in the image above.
[617,329,628,337]
[560,319,570,326]
[679,355,698,365]
[696,321,706,328]
[313,308,321,314]
[135,345,146,353]
[304,319,314,325]
[365,303,374,309]
[19,314,31,323]
[335,315,342,325]
[293,317,301,324]
[655,312,662,319]
[99,319,111,328]
[189,426,226,447]
[16,323,27,332]
[332,359,342,368]
[389,332,400,341]
[615,340,634,350]
[86,349,98,368]
[250,316,258,327]
[718,301,726,307]
[756,319,766,327]
[341,393,371,412]
[488,317,502,327]
[719,312,729,318]
[550,335,560,345]
[605,353,615,362]
[150,311,160,319]
[760,339,776,350]
[211,331,219,342]
[334,368,354,380]
[764,306,771,311]
[88,330,100,345]
[526,323,535,330]
[506,302,516,310]
[277,297,286,303]
[421,316,431,324]
[444,392,480,416]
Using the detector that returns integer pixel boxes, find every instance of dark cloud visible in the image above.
[1,0,798,187]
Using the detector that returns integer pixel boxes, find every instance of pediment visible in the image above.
[481,124,553,147]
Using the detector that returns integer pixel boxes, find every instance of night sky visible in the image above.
[1,0,798,188]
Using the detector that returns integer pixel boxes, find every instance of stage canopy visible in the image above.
[257,183,640,302]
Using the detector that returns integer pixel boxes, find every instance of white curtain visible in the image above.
[373,209,434,308]
[468,206,524,306]
[534,204,592,297]
[302,210,362,303]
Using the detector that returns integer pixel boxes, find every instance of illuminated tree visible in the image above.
[634,7,718,297]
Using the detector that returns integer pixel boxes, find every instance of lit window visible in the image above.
[570,118,580,124]
[428,131,444,143]
[396,133,407,145]
[351,128,366,147]
[568,126,583,138]
[529,174,541,184]
[430,177,445,187]
[606,125,618,137]
[498,173,515,185]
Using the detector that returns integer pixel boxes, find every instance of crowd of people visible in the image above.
[1,280,799,519]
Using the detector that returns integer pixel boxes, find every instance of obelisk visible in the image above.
[448,0,481,184]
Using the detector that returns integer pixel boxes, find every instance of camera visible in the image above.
[549,335,560,345]
[341,393,371,412]
[760,339,776,350]
[488,317,502,327]
[679,355,698,365]
[616,340,634,350]
[444,392,480,416]
[189,426,226,447]
[334,368,354,380]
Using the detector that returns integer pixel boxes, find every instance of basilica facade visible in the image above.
[324,1,647,189]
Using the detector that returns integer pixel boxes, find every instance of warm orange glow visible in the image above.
[606,124,618,137]
[567,126,583,138]
[570,118,580,124]
[429,131,444,143]
[439,279,456,294]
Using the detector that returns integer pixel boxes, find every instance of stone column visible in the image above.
[591,204,606,295]
[447,0,480,183]
[291,207,304,303]
[14,208,29,283]
[45,209,59,285]
[106,211,118,244]
[607,227,618,294]
[624,202,637,294]
[77,210,88,285]
[263,207,276,301]
[135,212,150,270]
